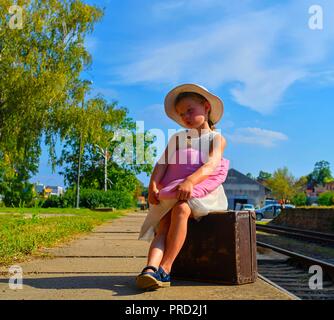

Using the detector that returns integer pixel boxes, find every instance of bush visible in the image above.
[2,182,37,207]
[39,188,136,209]
[42,195,63,208]
[79,188,136,209]
[29,197,46,208]
[291,192,307,206]
[318,192,334,206]
[42,188,75,208]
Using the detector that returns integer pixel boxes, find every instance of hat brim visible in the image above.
[164,83,224,128]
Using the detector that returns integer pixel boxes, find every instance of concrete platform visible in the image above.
[0,210,294,300]
[41,240,150,257]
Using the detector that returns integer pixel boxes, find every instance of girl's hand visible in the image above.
[148,186,160,205]
[175,179,194,201]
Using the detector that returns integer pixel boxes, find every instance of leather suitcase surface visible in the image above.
[171,210,257,285]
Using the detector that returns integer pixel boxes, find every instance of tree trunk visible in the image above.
[76,132,83,209]
[104,148,107,192]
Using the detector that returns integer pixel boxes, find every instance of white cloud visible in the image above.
[302,70,334,86]
[226,127,288,147]
[230,68,305,114]
[115,9,304,113]
[112,1,334,114]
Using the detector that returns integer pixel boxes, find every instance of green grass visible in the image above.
[293,206,334,209]
[0,207,108,215]
[0,207,137,267]
[255,220,270,225]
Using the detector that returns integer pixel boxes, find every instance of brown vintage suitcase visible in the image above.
[171,210,257,284]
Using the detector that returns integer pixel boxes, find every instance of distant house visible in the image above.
[45,185,64,197]
[325,181,334,192]
[34,183,64,198]
[306,181,334,204]
[35,184,45,194]
[223,168,271,209]
[307,181,334,197]
[314,185,326,195]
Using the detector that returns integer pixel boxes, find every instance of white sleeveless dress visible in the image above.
[138,129,228,241]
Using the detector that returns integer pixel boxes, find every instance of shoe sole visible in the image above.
[136,274,170,290]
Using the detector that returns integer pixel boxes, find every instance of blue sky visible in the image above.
[31,0,334,188]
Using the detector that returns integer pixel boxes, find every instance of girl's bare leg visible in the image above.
[145,210,172,272]
[159,200,192,273]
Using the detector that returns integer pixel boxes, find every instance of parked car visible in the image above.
[255,204,295,220]
[264,199,279,206]
[241,204,255,211]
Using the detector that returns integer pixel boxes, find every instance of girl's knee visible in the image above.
[172,201,191,218]
[175,200,191,211]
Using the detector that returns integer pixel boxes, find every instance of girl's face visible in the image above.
[175,97,210,128]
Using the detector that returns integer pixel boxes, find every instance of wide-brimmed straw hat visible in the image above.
[164,83,224,128]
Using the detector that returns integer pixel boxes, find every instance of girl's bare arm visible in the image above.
[149,162,169,190]
[148,143,171,205]
[149,133,180,189]
[148,137,174,189]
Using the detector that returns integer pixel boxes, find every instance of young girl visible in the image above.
[136,84,229,290]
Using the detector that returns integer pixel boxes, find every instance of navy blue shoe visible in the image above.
[136,265,171,290]
[158,266,171,286]
[136,265,162,290]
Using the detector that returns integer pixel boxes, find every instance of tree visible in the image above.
[317,192,334,206]
[0,0,103,204]
[57,98,155,205]
[246,173,255,180]
[0,147,39,207]
[294,175,308,193]
[265,167,296,202]
[291,192,307,206]
[287,175,308,206]
[324,177,334,184]
[91,97,132,192]
[58,95,114,207]
[257,171,272,184]
[307,160,332,186]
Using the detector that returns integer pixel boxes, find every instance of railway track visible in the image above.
[257,241,334,300]
[256,223,334,246]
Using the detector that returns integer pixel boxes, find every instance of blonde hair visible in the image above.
[174,92,216,130]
